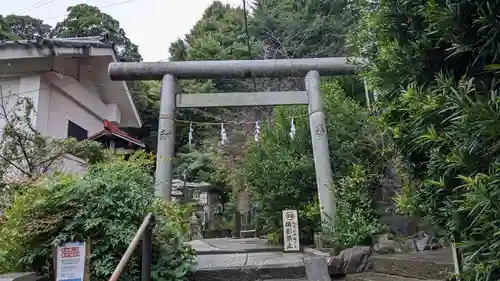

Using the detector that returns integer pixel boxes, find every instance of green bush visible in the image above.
[0,152,195,281]
[326,165,382,249]
[244,79,388,245]
[351,0,500,278]
[243,98,317,243]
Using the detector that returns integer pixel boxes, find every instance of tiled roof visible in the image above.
[0,35,114,50]
[88,120,146,148]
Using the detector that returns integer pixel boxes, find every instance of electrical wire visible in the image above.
[43,0,139,21]
[9,0,56,15]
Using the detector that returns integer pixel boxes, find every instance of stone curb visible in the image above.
[345,272,443,281]
[372,254,453,280]
[303,247,330,257]
[195,246,283,255]
[188,264,306,281]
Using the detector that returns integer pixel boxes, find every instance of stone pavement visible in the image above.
[187,238,454,281]
[189,237,283,254]
[188,238,312,281]
[195,251,306,270]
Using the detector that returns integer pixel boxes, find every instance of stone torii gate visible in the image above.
[108,57,360,223]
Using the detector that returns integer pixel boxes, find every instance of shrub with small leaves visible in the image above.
[351,0,500,278]
[0,151,195,281]
[325,165,383,249]
[244,79,390,244]
[0,93,104,214]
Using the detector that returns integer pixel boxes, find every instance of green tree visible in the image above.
[250,0,354,59]
[249,0,367,102]
[168,2,266,201]
[351,0,500,278]
[244,79,388,244]
[0,15,18,40]
[52,4,141,62]
[3,15,51,39]
[174,140,232,209]
[170,1,263,94]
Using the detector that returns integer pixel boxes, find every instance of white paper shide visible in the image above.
[56,242,86,281]
[282,210,300,251]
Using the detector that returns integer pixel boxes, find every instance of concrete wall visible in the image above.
[44,81,103,138]
[0,70,117,137]
[0,76,39,133]
[47,154,88,176]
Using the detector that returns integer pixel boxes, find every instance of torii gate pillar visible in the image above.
[109,57,361,225]
[156,74,176,201]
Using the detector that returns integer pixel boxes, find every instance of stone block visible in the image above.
[240,230,255,238]
[304,257,331,281]
[372,249,454,280]
[326,246,373,275]
[0,273,38,281]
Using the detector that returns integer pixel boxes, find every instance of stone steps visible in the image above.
[345,272,442,281]
[189,252,308,281]
[263,279,307,281]
[190,263,306,281]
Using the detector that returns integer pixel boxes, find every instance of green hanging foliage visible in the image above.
[351,0,500,279]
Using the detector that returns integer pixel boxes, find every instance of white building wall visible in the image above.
[45,84,103,139]
[0,74,107,178]
[0,78,21,132]
[1,76,104,139]
[19,75,41,125]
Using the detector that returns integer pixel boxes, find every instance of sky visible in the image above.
[1,0,242,61]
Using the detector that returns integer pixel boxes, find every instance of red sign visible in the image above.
[60,247,81,258]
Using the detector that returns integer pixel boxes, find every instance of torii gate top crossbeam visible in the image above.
[108,57,362,81]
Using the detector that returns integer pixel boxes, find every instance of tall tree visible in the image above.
[3,15,52,39]
[250,0,352,59]
[52,4,141,62]
[168,1,267,146]
[170,1,263,93]
[0,15,19,40]
[167,2,269,229]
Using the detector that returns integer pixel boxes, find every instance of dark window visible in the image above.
[67,120,88,141]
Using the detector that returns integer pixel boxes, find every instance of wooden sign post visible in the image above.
[53,240,90,281]
[282,210,300,252]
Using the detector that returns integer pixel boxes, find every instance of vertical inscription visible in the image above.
[159,129,172,140]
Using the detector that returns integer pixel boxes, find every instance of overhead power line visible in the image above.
[9,0,58,15]
[42,0,139,21]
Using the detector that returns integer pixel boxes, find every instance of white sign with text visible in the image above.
[282,210,300,252]
[56,242,86,281]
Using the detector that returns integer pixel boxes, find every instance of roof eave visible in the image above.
[111,132,146,147]
[88,129,146,148]
[0,44,115,60]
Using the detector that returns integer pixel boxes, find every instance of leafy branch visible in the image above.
[0,85,103,212]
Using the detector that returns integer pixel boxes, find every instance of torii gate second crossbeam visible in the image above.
[108,57,361,224]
